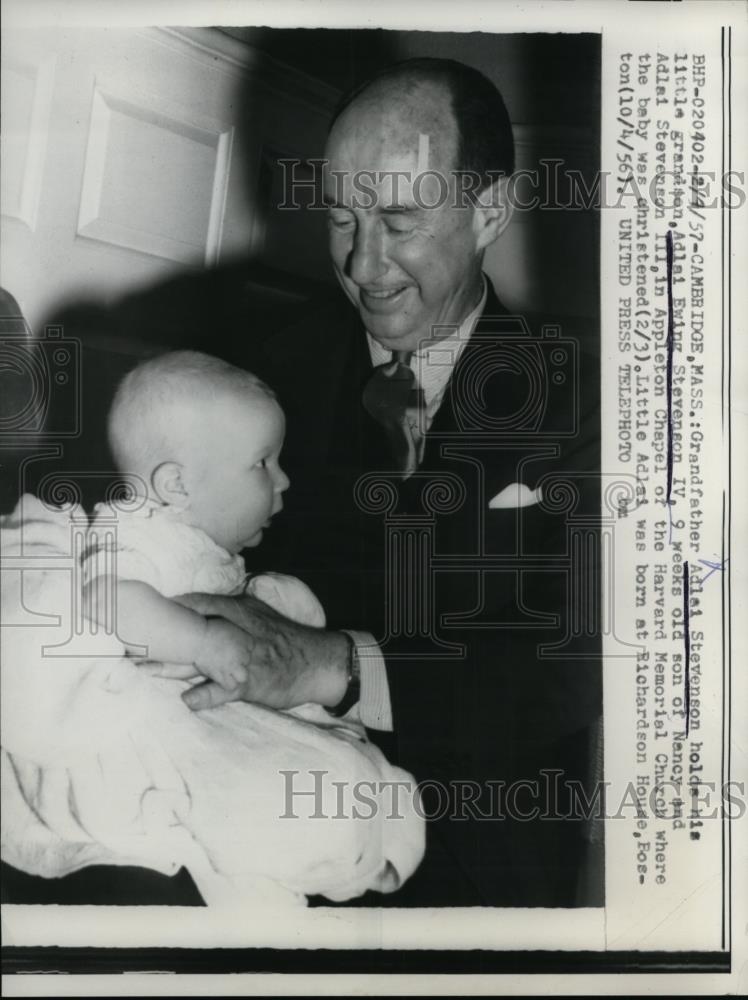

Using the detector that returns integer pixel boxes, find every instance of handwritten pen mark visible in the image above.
[665,230,675,508]
[698,555,729,584]
[683,560,691,738]
[665,229,678,545]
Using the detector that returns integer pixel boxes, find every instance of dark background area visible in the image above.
[223,27,600,126]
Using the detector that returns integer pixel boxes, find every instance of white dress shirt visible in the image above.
[354,279,488,730]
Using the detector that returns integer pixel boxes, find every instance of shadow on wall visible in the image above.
[18,28,601,333]
[8,28,601,331]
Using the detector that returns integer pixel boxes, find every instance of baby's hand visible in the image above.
[193,617,249,690]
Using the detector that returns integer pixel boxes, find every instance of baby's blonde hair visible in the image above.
[108,350,275,476]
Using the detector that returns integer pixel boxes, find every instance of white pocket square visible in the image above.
[488,483,543,509]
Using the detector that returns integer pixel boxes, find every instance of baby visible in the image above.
[83,350,296,697]
[1,351,424,907]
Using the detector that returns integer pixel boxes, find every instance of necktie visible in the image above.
[362,350,425,476]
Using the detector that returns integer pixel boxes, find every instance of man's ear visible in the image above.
[472,175,513,252]
[151,461,188,508]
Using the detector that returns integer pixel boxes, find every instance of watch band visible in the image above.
[329,631,361,717]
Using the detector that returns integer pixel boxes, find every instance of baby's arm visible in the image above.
[83,577,248,690]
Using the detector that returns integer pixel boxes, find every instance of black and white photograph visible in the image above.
[1,0,745,995]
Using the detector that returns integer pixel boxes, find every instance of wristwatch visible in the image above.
[329,631,361,717]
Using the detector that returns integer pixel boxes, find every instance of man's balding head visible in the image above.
[331,58,514,194]
[328,74,458,202]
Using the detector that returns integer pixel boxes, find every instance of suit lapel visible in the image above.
[425,278,509,446]
[422,278,531,497]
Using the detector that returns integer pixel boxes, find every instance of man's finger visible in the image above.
[215,593,286,630]
[181,679,238,712]
[138,660,199,680]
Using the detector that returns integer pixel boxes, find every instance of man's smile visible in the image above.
[359,285,411,311]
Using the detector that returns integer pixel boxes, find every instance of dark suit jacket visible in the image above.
[254,278,603,907]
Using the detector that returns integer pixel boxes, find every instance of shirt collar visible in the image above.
[366,275,488,410]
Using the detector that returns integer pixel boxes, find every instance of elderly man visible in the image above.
[183,57,603,908]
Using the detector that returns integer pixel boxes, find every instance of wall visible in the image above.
[0,26,337,332]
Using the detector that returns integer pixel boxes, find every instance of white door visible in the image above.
[1,26,338,333]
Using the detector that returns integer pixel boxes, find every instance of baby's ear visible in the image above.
[152,461,188,507]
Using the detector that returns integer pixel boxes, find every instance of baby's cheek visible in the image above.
[258,476,275,501]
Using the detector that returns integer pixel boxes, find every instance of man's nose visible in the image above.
[347,220,387,286]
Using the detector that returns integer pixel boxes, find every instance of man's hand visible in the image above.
[193,616,252,692]
[169,592,351,713]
